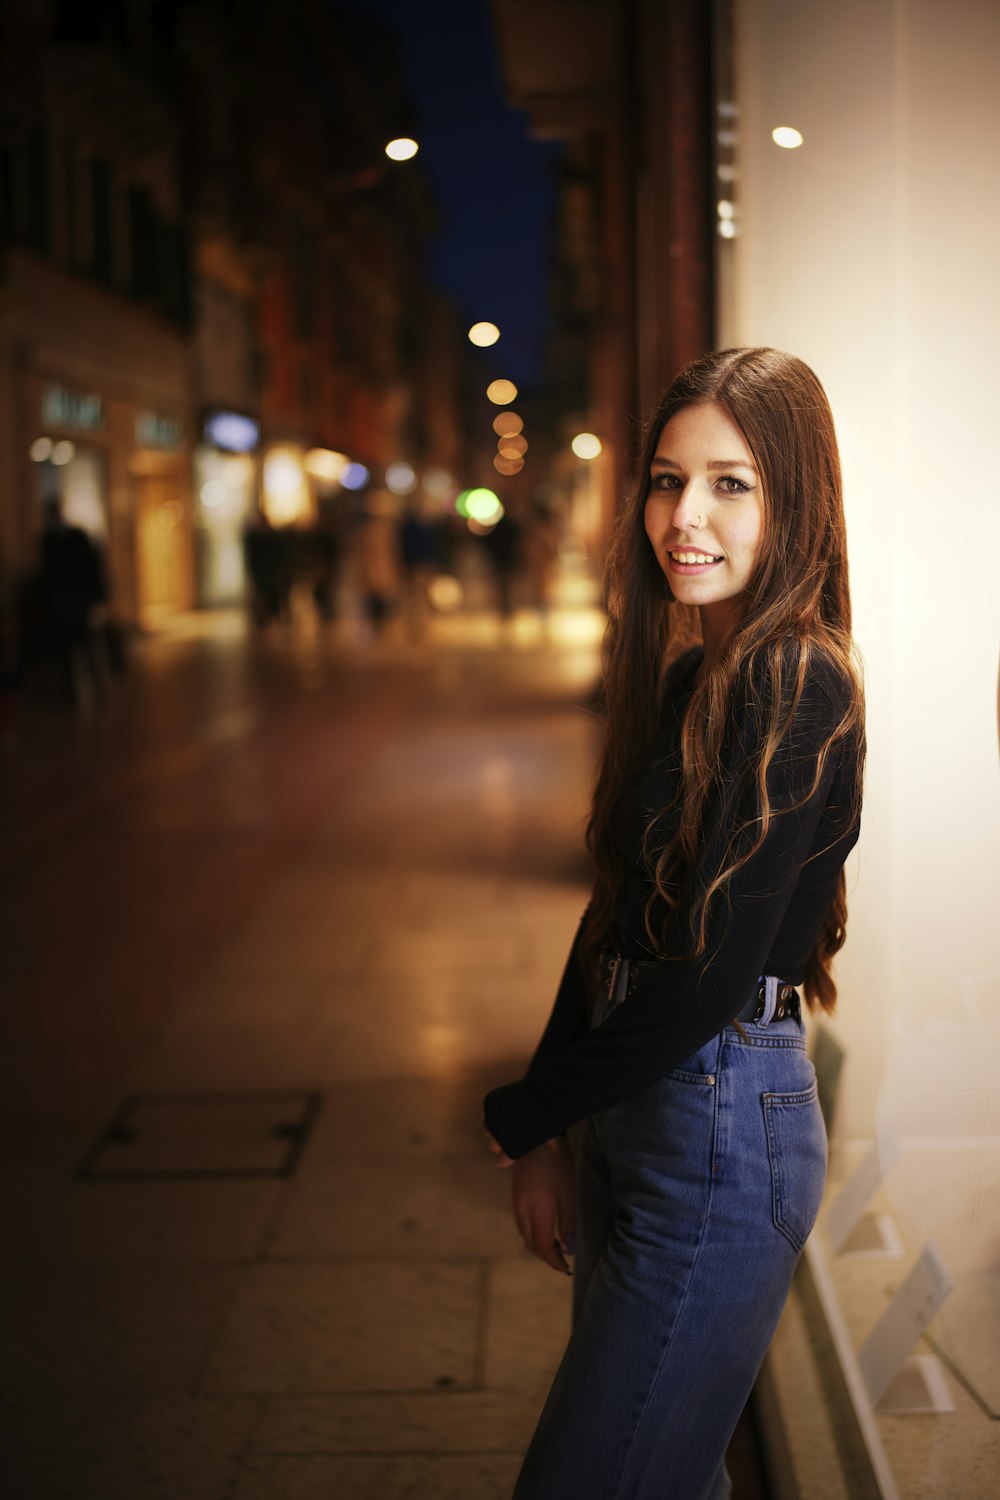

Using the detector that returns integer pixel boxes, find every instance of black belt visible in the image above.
[749,979,799,1023]
[599,948,800,1025]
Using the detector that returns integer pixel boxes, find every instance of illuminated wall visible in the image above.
[725,0,1000,1138]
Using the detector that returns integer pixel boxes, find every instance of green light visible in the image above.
[455,489,472,518]
[465,488,502,524]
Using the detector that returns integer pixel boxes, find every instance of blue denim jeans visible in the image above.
[512,972,827,1500]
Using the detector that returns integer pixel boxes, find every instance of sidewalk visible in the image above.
[1,604,602,1498]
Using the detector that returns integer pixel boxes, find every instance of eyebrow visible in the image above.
[650,456,758,472]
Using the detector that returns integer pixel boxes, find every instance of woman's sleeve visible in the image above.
[524,907,592,1076]
[483,672,859,1159]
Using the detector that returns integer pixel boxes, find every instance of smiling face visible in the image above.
[644,400,764,638]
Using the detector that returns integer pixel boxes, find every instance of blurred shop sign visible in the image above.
[135,411,184,450]
[42,384,104,432]
[203,410,259,454]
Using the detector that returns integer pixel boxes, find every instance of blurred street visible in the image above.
[2,593,604,1498]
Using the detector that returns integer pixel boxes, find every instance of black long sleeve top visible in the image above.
[483,645,862,1160]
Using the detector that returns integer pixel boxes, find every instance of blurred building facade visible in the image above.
[0,0,473,631]
[492,0,715,542]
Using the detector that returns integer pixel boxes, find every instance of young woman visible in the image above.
[483,348,865,1500]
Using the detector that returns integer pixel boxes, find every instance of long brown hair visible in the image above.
[586,347,865,1013]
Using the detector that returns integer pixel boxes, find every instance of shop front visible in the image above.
[19,371,194,631]
[193,409,260,606]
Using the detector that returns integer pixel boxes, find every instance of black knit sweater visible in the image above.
[483,646,862,1160]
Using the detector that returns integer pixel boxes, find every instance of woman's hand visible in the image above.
[484,1130,514,1169]
[510,1137,577,1275]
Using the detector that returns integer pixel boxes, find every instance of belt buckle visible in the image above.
[756,979,795,1022]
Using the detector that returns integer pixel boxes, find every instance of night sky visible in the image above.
[337,0,562,390]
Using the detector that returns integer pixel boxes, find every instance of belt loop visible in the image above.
[758,973,778,1028]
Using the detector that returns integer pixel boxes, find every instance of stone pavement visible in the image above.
[1,600,768,1500]
[1,604,601,1499]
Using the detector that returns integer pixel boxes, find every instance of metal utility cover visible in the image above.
[78,1090,322,1181]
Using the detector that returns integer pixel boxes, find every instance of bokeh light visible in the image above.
[493,411,523,437]
[498,434,527,457]
[29,437,52,462]
[423,467,455,503]
[51,440,75,466]
[385,137,419,161]
[486,379,518,405]
[340,462,370,491]
[428,574,463,611]
[464,487,503,523]
[494,454,524,476]
[200,479,226,508]
[468,321,500,347]
[385,461,417,495]
[571,432,603,460]
[262,449,309,524]
[771,125,804,149]
[304,448,348,482]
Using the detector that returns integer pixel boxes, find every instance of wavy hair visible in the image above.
[585,347,865,1013]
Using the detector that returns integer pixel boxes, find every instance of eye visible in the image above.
[649,472,682,492]
[716,475,754,496]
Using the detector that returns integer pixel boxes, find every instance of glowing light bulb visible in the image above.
[486,379,518,406]
[385,462,417,496]
[493,411,523,437]
[465,487,502,523]
[340,462,370,491]
[468,322,500,347]
[385,137,419,161]
[493,454,524,476]
[571,433,602,460]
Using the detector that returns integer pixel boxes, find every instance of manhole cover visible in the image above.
[78,1090,322,1181]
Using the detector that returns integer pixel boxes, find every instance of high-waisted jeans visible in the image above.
[512,970,827,1500]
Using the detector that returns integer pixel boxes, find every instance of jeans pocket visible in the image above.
[762,1082,827,1253]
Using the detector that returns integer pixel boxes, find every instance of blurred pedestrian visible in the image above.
[310,514,342,623]
[481,506,523,620]
[38,499,108,709]
[358,497,402,638]
[243,513,286,627]
[483,348,866,1499]
[399,502,442,639]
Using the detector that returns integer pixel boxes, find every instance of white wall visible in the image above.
[728,0,1000,1143]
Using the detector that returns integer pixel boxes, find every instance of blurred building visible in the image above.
[0,0,474,629]
[492,0,715,542]
[0,0,196,630]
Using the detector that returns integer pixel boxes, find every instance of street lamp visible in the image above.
[385,137,419,161]
[468,321,500,347]
[571,432,602,460]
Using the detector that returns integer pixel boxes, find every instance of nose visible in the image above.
[670,480,705,533]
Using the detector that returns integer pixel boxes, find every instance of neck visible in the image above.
[697,599,743,678]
